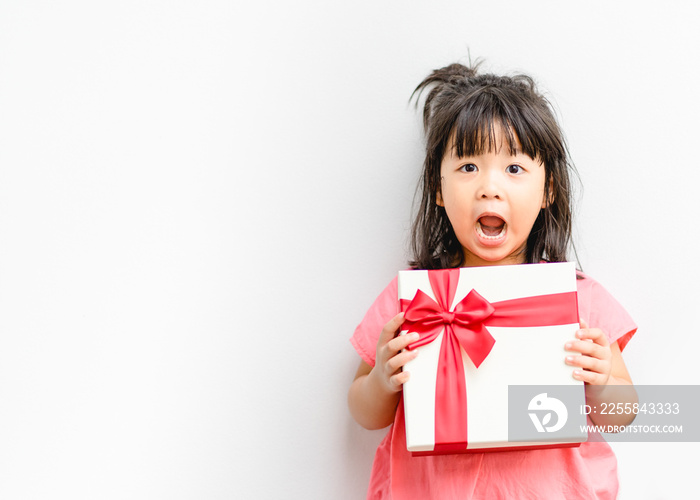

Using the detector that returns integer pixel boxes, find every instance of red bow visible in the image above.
[403,287,496,368]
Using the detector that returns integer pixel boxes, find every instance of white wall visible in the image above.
[0,1,697,498]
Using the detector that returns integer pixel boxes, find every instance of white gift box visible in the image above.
[399,262,587,454]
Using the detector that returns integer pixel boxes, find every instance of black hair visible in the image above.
[409,61,578,269]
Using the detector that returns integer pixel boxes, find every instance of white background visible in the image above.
[0,1,697,499]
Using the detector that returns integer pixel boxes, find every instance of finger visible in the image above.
[572,368,607,385]
[565,339,610,360]
[579,318,588,329]
[575,327,610,347]
[389,370,411,389]
[387,331,420,353]
[565,353,607,374]
[377,312,405,346]
[378,332,418,366]
[386,348,419,373]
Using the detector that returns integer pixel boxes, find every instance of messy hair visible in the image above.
[409,61,578,269]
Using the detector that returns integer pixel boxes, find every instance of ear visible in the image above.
[541,180,554,209]
[436,175,445,207]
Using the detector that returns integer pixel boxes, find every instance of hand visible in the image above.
[564,319,613,385]
[372,312,420,394]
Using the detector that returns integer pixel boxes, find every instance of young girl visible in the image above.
[347,62,637,499]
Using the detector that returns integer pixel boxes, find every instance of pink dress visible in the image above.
[351,272,636,499]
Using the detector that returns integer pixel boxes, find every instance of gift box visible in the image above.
[399,262,587,454]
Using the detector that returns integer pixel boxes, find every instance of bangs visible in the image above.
[449,89,554,162]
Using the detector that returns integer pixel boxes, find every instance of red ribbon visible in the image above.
[400,268,578,453]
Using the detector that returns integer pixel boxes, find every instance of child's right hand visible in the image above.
[349,312,421,429]
[372,312,420,394]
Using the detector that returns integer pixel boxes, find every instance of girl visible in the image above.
[347,62,637,499]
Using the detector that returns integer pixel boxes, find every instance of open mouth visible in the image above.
[476,215,507,240]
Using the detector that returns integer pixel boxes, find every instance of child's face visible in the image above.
[438,127,548,267]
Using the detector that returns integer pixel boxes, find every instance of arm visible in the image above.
[565,320,637,428]
[348,313,419,430]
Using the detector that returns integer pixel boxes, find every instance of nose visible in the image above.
[476,171,502,199]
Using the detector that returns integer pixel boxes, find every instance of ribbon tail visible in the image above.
[433,325,469,453]
[464,325,496,368]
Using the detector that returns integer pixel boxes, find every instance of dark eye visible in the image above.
[507,164,523,174]
[459,163,477,173]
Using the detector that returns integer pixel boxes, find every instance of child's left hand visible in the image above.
[564,319,612,385]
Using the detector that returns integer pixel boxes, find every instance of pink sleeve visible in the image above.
[576,274,637,351]
[350,277,399,367]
